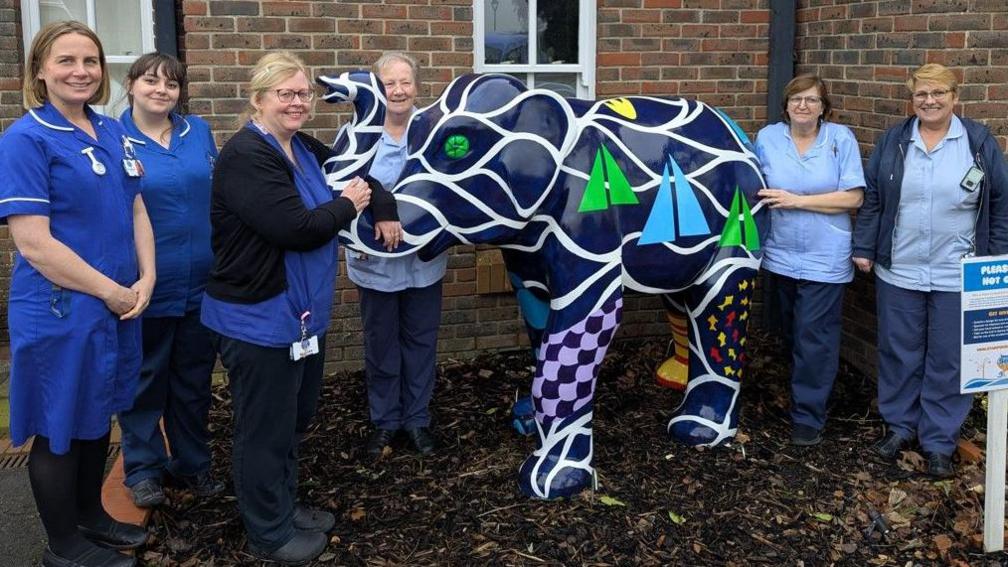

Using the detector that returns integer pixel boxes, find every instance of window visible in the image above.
[474,0,596,99]
[21,0,156,116]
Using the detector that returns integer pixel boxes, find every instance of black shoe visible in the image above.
[405,427,436,456]
[128,478,165,508]
[77,520,148,550]
[248,529,327,565]
[874,431,909,461]
[293,504,335,533]
[366,428,396,456]
[790,424,822,447]
[927,453,954,479]
[42,545,136,567]
[168,470,225,498]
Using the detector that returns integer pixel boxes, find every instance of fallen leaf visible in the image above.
[933,534,953,554]
[813,512,833,523]
[599,495,626,507]
[349,507,366,522]
[668,511,686,525]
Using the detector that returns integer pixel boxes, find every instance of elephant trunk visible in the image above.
[317,71,387,189]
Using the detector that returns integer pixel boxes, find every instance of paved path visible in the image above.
[0,468,44,566]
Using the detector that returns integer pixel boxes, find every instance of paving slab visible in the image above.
[0,468,44,566]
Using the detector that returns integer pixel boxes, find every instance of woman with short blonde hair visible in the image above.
[854,63,1008,478]
[201,51,398,564]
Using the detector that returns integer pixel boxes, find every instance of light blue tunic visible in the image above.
[345,130,448,291]
[876,116,977,292]
[0,103,142,454]
[755,121,866,283]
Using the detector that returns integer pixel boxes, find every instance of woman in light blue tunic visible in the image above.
[755,74,865,447]
[0,21,154,567]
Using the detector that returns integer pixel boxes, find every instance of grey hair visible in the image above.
[372,52,420,85]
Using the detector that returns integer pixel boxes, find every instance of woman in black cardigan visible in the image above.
[200,51,397,564]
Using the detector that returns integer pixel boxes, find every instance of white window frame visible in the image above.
[473,0,596,99]
[21,0,156,113]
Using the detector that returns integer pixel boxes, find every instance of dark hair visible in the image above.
[125,52,186,106]
[780,74,833,124]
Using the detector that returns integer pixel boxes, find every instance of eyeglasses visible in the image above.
[912,89,951,102]
[274,89,315,103]
[787,95,823,107]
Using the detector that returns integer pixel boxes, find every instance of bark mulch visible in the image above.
[141,331,1007,566]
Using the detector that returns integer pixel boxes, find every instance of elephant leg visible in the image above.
[668,265,757,446]
[655,294,689,391]
[518,292,622,499]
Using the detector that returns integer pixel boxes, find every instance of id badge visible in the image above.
[961,165,983,192]
[123,159,144,178]
[290,335,319,361]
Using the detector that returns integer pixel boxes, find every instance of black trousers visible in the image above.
[215,333,327,551]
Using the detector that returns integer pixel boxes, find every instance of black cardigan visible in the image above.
[206,127,397,303]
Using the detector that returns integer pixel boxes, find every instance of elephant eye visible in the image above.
[443,134,470,159]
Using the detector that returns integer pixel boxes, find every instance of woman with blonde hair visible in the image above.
[853,63,1008,477]
[0,20,153,567]
[201,51,396,563]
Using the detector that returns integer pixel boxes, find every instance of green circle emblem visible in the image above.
[444,134,470,159]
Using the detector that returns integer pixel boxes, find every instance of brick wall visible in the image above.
[793,0,1008,376]
[596,0,771,137]
[0,0,22,345]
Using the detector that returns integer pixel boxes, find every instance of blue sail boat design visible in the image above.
[639,154,711,245]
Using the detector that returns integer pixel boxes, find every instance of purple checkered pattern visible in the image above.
[533,296,623,423]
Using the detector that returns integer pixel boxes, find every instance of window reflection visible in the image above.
[537,0,578,64]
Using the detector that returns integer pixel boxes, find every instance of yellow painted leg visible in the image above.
[656,310,689,390]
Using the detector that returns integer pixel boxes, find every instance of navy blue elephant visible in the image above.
[319,72,767,499]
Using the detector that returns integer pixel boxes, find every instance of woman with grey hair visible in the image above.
[350,52,450,458]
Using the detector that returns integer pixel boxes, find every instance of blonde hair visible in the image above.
[906,63,958,94]
[238,51,312,126]
[372,52,420,85]
[22,21,110,109]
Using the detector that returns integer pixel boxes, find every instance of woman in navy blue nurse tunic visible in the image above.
[116,53,224,509]
[0,21,153,567]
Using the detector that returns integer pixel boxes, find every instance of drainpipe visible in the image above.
[154,0,178,57]
[767,0,797,125]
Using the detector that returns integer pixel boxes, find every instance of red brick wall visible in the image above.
[0,0,22,344]
[596,0,772,136]
[793,0,1008,375]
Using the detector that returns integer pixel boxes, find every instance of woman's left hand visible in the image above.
[375,220,403,251]
[120,276,155,320]
[758,188,804,209]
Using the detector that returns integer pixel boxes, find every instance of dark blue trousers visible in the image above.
[773,273,845,431]
[119,309,217,487]
[359,281,443,431]
[216,333,326,551]
[876,279,971,456]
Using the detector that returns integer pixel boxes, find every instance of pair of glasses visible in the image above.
[787,95,822,106]
[912,89,951,102]
[274,89,315,103]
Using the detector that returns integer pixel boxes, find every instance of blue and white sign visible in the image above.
[961,255,1008,393]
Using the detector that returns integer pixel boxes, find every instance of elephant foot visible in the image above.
[667,375,739,446]
[511,396,536,437]
[517,406,595,499]
[655,355,687,391]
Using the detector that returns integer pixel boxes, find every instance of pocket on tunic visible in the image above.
[49,284,71,319]
[959,186,980,210]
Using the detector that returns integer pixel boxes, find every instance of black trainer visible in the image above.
[790,424,822,447]
[927,453,954,479]
[405,427,437,456]
[293,504,336,533]
[168,470,225,498]
[128,478,165,508]
[248,529,327,566]
[77,519,148,550]
[366,428,396,456]
[874,431,909,461]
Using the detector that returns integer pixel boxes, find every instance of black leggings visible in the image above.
[28,433,112,555]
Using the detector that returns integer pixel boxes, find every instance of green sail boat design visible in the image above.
[718,187,760,251]
[578,144,639,213]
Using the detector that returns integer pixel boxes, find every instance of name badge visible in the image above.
[961,165,984,192]
[290,335,319,361]
[123,159,144,178]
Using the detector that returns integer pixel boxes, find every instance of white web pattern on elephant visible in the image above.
[319,72,767,499]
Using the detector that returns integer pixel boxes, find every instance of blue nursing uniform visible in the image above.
[0,102,142,455]
[201,124,338,346]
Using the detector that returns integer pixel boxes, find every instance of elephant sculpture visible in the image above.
[318,71,767,499]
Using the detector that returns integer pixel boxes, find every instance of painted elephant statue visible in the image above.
[318,71,768,499]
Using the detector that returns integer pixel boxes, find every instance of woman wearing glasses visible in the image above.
[201,51,396,563]
[853,63,1008,478]
[755,74,865,447]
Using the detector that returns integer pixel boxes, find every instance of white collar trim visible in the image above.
[28,109,73,131]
